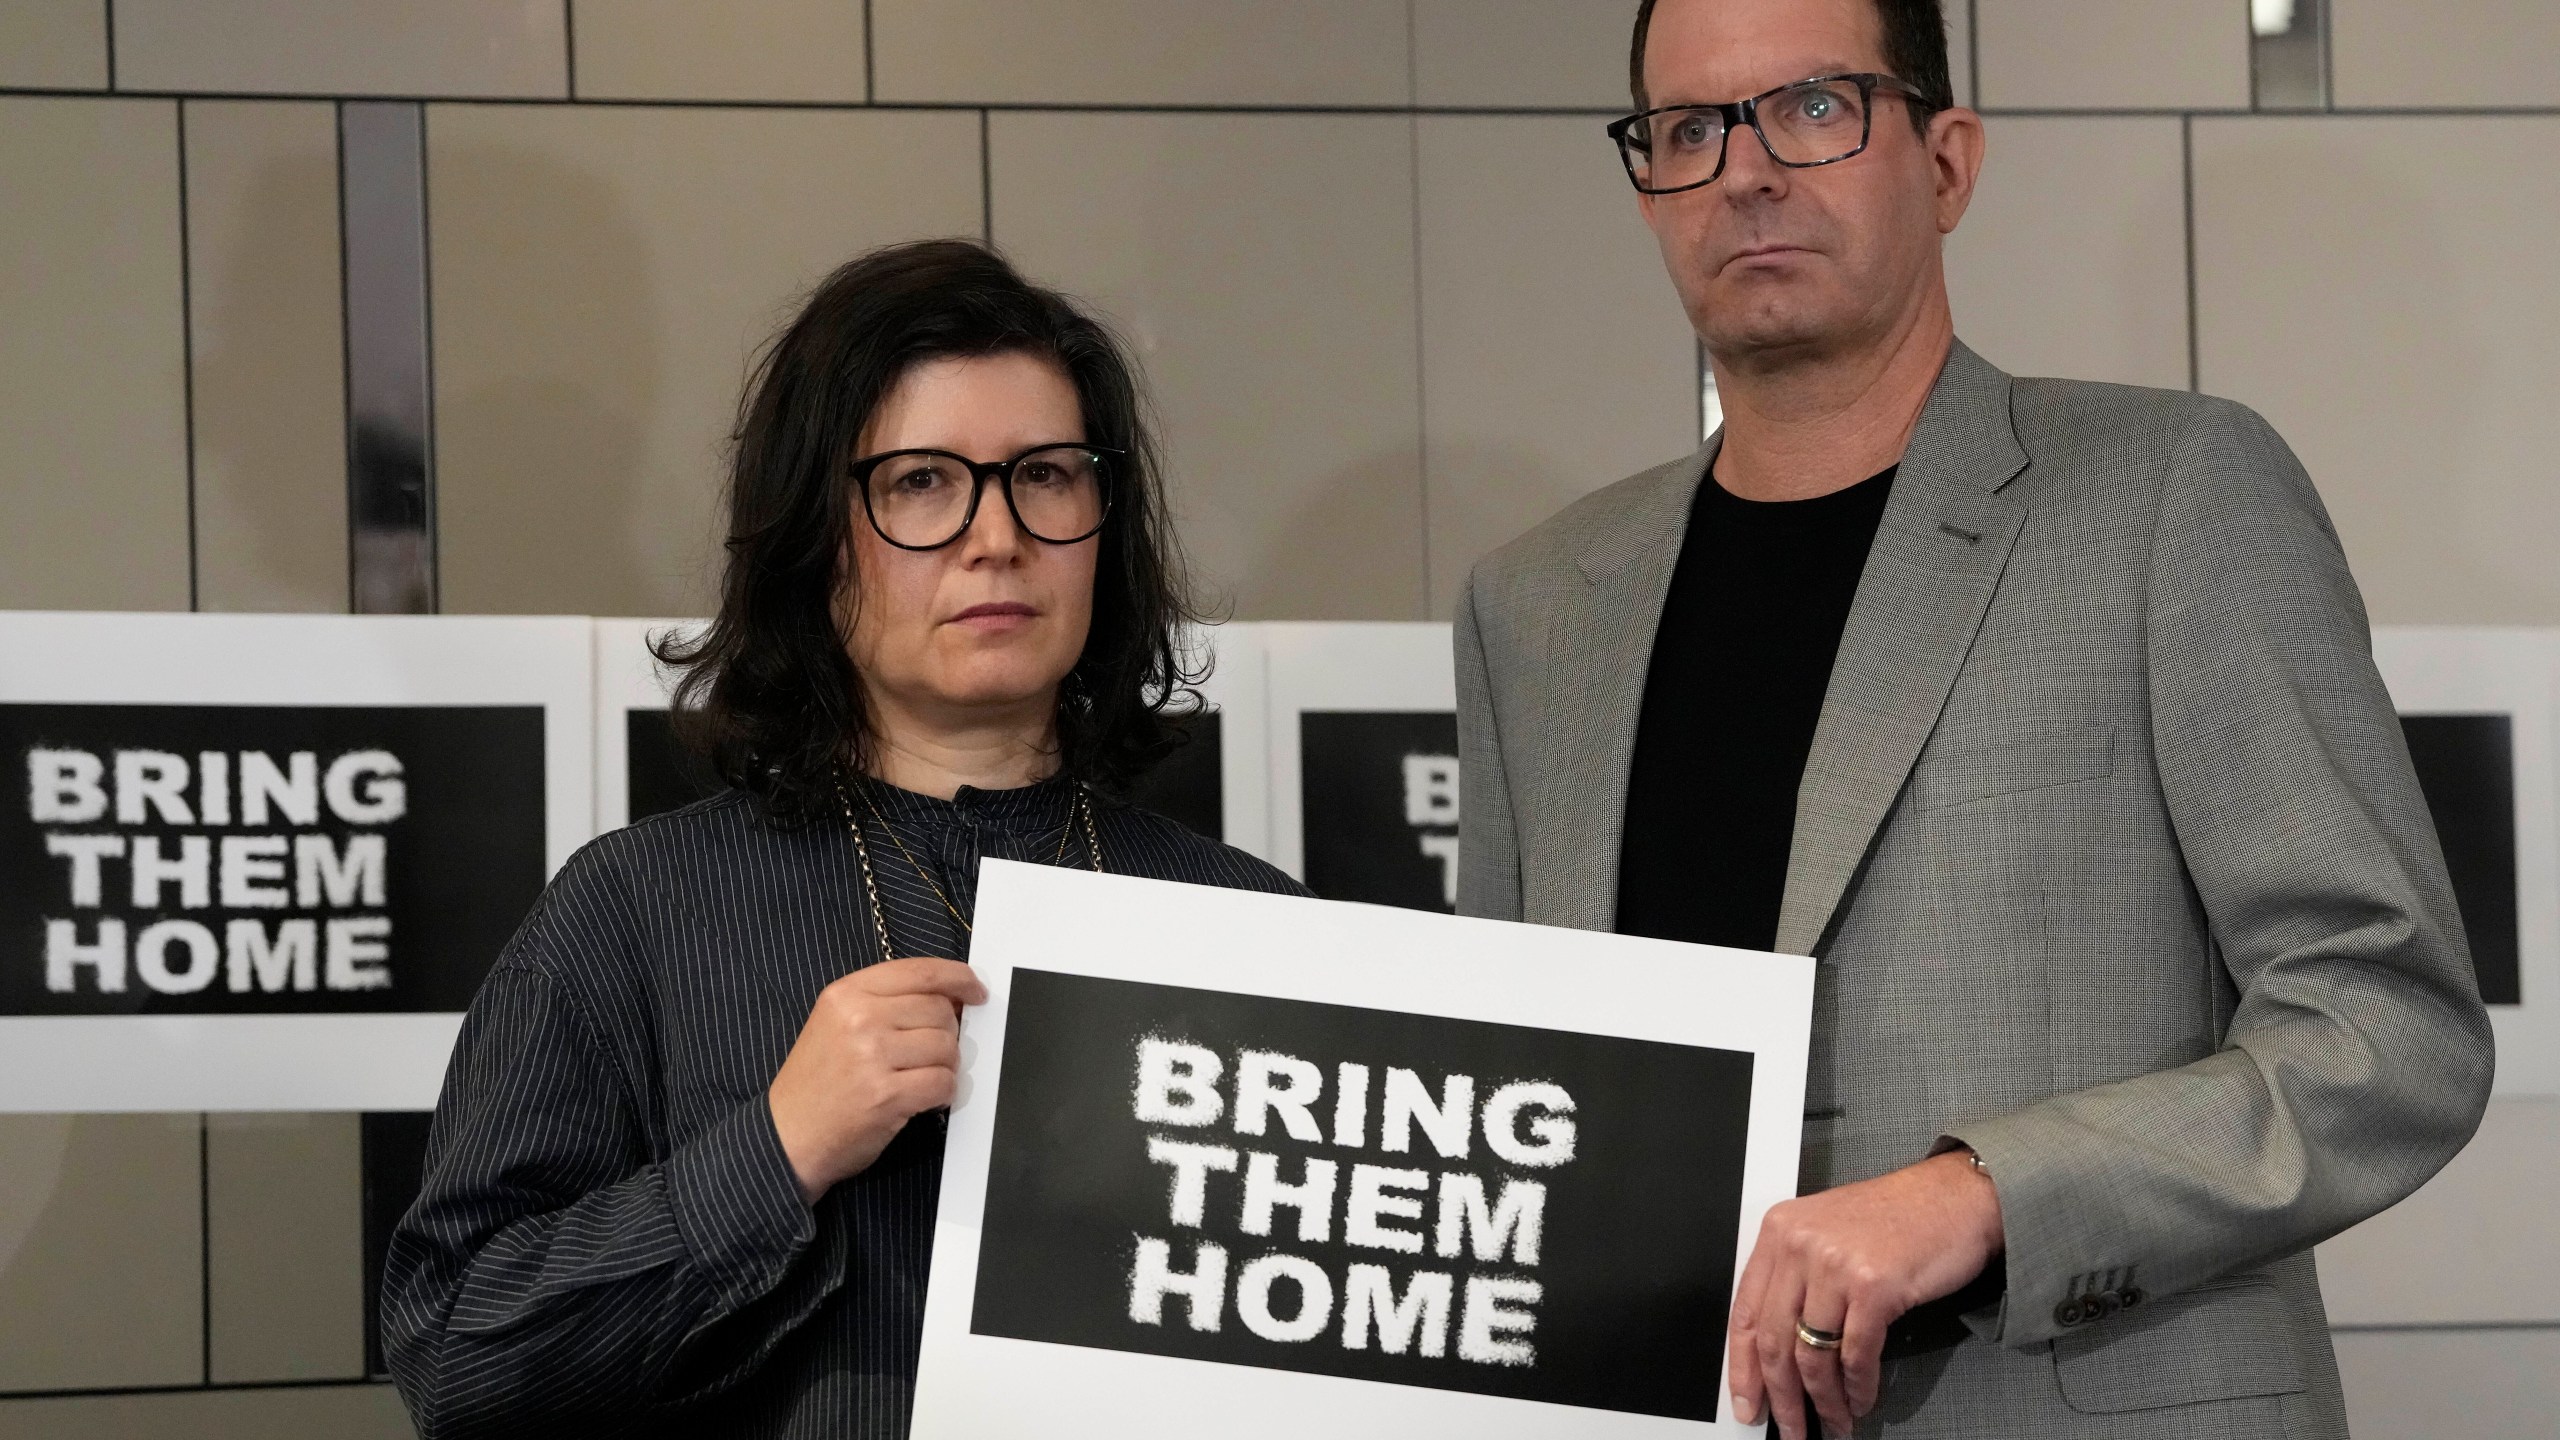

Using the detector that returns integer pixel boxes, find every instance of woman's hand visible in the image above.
[768,956,987,1205]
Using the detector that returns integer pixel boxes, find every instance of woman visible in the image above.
[383,239,1304,1437]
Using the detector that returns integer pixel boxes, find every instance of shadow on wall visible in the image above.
[2191,132,2487,620]
[427,142,666,616]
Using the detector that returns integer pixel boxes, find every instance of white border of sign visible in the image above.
[1261,623,1456,881]
[1193,623,1273,863]
[2371,625,2559,1096]
[914,860,1811,1438]
[0,611,593,1112]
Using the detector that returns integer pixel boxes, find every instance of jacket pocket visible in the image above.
[2050,1274,2305,1414]
[1911,723,2115,811]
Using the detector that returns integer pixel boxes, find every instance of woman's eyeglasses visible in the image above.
[850,443,1119,551]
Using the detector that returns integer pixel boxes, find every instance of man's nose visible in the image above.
[1718,119,1791,197]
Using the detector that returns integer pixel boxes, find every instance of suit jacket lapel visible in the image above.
[1774,343,2031,956]
[1547,440,1718,932]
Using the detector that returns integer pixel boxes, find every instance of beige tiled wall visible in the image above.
[569,0,868,104]
[2,0,2555,1428]
[989,110,1427,621]
[205,1114,366,1383]
[114,0,569,99]
[0,1115,203,1392]
[183,100,349,613]
[0,96,192,611]
[428,104,982,616]
[1412,0,1637,110]
[2335,1326,2560,1440]
[2332,0,2560,109]
[0,0,107,90]
[1974,0,2250,111]
[870,0,1411,108]
[2193,114,2560,626]
[1414,114,1698,617]
[1946,115,2190,391]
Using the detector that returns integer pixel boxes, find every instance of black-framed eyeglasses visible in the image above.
[1606,73,1933,196]
[849,442,1119,551]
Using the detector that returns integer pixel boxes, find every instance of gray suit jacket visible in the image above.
[1454,342,2493,1436]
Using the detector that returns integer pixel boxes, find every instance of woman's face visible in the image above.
[842,351,1101,735]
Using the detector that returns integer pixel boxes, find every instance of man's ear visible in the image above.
[1929,107,1987,236]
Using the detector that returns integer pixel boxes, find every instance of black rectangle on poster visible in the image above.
[1301,712,1458,913]
[3,703,545,1014]
[625,708,722,824]
[2399,713,2521,1005]
[1125,710,1223,842]
[970,968,1751,1422]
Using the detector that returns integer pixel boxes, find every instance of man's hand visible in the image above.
[1728,1150,2004,1439]
[768,957,986,1206]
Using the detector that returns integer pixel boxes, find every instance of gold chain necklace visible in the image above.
[837,776,1105,961]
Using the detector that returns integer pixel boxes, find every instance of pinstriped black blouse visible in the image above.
[382,777,1306,1438]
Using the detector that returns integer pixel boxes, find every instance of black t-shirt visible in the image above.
[1614,465,1896,952]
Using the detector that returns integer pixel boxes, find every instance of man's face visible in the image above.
[1637,0,1970,364]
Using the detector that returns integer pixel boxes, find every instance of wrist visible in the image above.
[766,1088,829,1207]
[1947,1146,2005,1254]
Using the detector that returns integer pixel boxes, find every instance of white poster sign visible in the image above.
[914,860,1812,1436]
[0,611,592,1111]
[2371,625,2558,1095]
[592,617,703,834]
[1261,623,1458,907]
[1189,623,1272,863]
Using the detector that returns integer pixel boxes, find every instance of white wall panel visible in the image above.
[1412,0,1636,110]
[2332,0,2560,109]
[989,111,1427,621]
[871,0,1408,107]
[1415,114,1698,618]
[1976,0,2248,110]
[1949,115,2190,390]
[115,0,568,98]
[2194,116,2560,626]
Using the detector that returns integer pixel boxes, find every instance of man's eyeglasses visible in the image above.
[1606,73,1934,196]
[850,443,1118,551]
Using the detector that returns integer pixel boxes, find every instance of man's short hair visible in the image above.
[1629,0,1954,124]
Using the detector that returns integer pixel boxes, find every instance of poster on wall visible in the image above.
[592,617,716,833]
[912,861,1812,1437]
[1264,624,1458,911]
[2371,626,2558,1095]
[0,612,592,1111]
[593,620,1272,859]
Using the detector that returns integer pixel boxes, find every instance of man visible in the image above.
[1453,1,2493,1437]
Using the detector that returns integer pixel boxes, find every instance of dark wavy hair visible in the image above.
[654,238,1206,826]
[1629,0,1952,123]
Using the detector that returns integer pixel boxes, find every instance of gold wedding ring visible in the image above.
[1795,1320,1845,1351]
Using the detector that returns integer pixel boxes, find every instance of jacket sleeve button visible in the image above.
[2054,1299,2083,1327]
